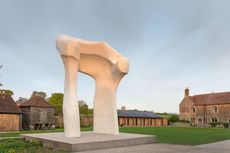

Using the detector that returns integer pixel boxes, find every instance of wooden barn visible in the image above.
[19,96,55,130]
[0,92,21,131]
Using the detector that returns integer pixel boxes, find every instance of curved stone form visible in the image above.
[56,35,129,137]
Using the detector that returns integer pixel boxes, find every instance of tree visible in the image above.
[3,89,14,96]
[79,100,89,115]
[48,93,90,116]
[16,97,28,103]
[168,114,180,123]
[79,100,87,107]
[0,89,14,96]
[31,91,47,99]
[48,93,63,115]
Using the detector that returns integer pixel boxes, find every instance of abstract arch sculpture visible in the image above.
[56,35,129,137]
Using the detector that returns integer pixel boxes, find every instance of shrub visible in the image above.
[223,123,229,128]
[168,114,179,123]
[209,122,229,128]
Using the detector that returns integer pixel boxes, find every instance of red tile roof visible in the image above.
[20,96,53,108]
[0,94,21,114]
[191,92,230,106]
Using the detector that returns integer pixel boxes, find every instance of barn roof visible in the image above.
[20,96,53,108]
[0,94,21,114]
[117,110,162,118]
[191,92,230,106]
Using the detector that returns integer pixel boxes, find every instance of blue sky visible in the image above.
[1,0,230,113]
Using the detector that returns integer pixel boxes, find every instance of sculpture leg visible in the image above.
[93,80,119,135]
[62,56,80,137]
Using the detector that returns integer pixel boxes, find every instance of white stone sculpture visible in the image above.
[56,35,129,137]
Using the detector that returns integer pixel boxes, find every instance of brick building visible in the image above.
[118,108,168,127]
[179,88,230,125]
[19,96,55,130]
[0,92,21,131]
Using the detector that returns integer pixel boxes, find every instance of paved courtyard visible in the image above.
[77,140,230,153]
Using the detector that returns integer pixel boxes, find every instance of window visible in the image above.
[212,117,217,123]
[192,107,196,113]
[213,106,218,112]
[198,119,202,123]
[191,117,195,124]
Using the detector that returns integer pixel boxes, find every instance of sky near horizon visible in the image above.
[1,0,230,113]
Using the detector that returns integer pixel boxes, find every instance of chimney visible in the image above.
[185,88,189,97]
[121,106,126,111]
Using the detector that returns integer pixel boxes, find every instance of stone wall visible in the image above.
[80,115,93,127]
[54,115,93,128]
[179,97,194,121]
[54,115,64,128]
[192,104,230,123]
[180,102,230,125]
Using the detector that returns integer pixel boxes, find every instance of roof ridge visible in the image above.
[192,91,230,97]
[191,91,230,105]
[20,96,53,108]
[0,94,21,114]
[117,110,162,118]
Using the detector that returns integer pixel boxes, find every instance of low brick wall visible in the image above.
[170,122,190,127]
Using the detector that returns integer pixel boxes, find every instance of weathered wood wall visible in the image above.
[21,107,55,130]
[0,114,20,131]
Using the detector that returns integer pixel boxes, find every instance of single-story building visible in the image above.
[118,108,168,127]
[0,92,21,131]
[19,96,55,130]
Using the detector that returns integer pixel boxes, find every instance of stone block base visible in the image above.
[21,132,156,152]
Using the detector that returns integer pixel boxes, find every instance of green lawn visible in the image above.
[120,127,230,145]
[0,128,92,153]
[0,127,91,138]
[0,139,67,153]
[1,126,230,152]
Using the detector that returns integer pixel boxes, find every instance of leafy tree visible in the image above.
[3,89,14,96]
[48,93,63,115]
[0,89,14,96]
[78,100,89,115]
[31,91,47,99]
[168,114,180,123]
[48,93,90,116]
[16,97,28,103]
[80,105,89,115]
[79,100,87,107]
[88,108,93,115]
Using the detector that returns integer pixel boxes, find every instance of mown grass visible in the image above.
[0,127,92,153]
[0,127,92,138]
[1,126,230,153]
[120,126,230,145]
[0,139,67,153]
